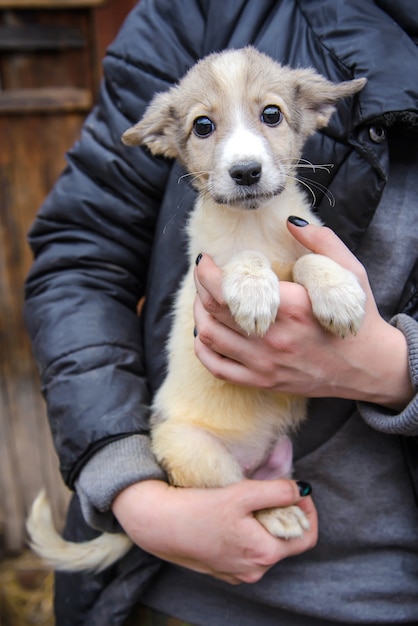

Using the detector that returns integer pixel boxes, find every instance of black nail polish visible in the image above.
[296,481,312,497]
[193,326,198,337]
[195,253,203,265]
[288,216,309,227]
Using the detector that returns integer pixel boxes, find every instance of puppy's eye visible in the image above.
[193,116,215,137]
[261,105,283,127]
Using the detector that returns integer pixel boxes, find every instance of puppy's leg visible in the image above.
[292,254,366,337]
[223,251,280,336]
[152,419,310,539]
[252,437,310,540]
[151,420,243,488]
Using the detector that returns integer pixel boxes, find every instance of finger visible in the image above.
[274,280,316,322]
[237,478,312,514]
[194,331,260,386]
[287,218,364,274]
[194,257,245,332]
[194,253,224,310]
[194,295,257,358]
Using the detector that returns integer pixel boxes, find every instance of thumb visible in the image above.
[286,216,361,274]
[237,479,311,514]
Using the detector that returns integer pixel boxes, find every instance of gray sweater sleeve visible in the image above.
[76,434,166,532]
[358,313,418,436]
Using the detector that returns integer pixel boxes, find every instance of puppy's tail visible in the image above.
[26,490,133,573]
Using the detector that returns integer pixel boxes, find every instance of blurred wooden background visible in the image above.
[0,0,137,557]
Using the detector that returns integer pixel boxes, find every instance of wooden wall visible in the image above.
[0,0,136,556]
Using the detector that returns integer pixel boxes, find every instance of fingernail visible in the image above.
[195,253,203,265]
[288,216,309,227]
[296,481,312,497]
[193,326,198,337]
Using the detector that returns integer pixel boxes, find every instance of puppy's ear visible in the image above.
[294,70,367,135]
[121,89,179,159]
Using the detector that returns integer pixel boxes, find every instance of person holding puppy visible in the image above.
[24,0,418,624]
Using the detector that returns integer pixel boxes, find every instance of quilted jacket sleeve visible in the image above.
[24,0,206,489]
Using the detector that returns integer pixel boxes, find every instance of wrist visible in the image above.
[357,320,413,410]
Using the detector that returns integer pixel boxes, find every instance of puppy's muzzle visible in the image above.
[229,161,262,186]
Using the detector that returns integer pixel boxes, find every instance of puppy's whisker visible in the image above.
[282,159,335,175]
[299,176,335,207]
[298,158,327,169]
[178,171,214,185]
[162,211,180,235]
[286,174,317,206]
[297,163,334,174]
[201,185,218,208]
[287,173,335,207]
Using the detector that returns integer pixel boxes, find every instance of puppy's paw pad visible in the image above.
[255,505,309,539]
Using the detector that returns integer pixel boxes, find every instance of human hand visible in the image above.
[194,219,413,410]
[112,478,317,585]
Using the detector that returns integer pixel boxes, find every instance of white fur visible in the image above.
[27,491,132,572]
[293,254,366,336]
[223,250,280,336]
[222,125,267,163]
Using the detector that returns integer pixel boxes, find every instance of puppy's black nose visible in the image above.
[229,161,261,186]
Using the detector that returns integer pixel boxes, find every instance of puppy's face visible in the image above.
[174,51,303,210]
[123,47,365,210]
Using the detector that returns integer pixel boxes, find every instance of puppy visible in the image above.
[27,47,366,572]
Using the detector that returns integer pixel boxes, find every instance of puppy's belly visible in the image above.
[227,435,293,480]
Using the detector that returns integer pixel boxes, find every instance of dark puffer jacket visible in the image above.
[24,0,418,624]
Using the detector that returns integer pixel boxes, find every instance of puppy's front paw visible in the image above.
[293,254,366,338]
[223,252,279,336]
[314,279,365,338]
[255,505,310,539]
